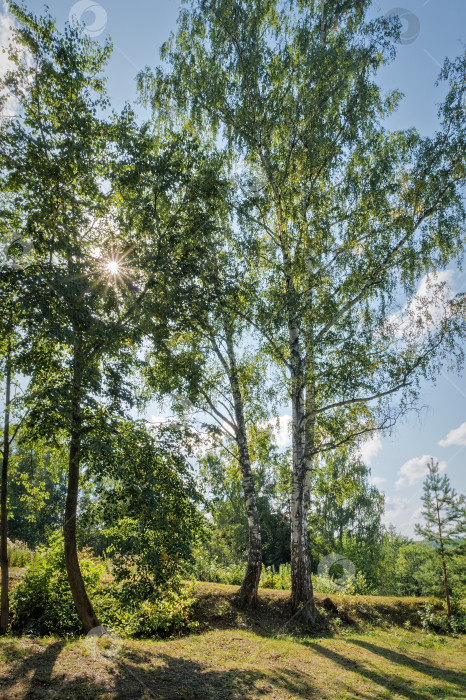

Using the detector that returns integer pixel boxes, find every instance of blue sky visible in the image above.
[2,0,466,535]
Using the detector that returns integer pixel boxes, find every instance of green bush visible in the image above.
[189,552,370,596]
[11,533,197,639]
[310,571,369,595]
[312,574,341,594]
[95,583,198,638]
[418,599,466,635]
[186,548,246,585]
[10,532,104,637]
[343,572,370,595]
[7,539,35,568]
[260,563,291,590]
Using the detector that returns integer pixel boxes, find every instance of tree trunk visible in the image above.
[0,344,11,634]
[285,254,316,622]
[435,497,452,616]
[440,549,452,617]
[290,373,316,622]
[64,345,100,633]
[225,325,262,607]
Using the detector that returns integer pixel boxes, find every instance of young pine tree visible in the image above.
[415,459,466,616]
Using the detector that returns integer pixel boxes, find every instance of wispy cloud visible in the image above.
[371,475,387,486]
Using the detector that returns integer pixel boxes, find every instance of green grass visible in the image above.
[1,582,464,699]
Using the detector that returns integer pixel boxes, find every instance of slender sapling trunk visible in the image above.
[225,325,262,607]
[0,343,11,634]
[63,344,100,633]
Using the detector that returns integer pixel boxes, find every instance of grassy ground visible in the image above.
[1,581,464,699]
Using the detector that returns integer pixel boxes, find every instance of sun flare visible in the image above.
[106,260,120,276]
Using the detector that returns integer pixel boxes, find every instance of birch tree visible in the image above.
[144,288,272,605]
[142,0,466,619]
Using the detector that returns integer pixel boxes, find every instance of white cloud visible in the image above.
[383,497,423,536]
[396,454,447,489]
[439,421,466,448]
[358,434,382,465]
[387,270,456,340]
[273,414,292,448]
[260,414,292,449]
[384,496,409,520]
[371,476,387,486]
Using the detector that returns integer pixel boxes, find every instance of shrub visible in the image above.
[7,539,35,568]
[312,574,341,594]
[260,563,291,590]
[311,571,370,595]
[10,532,197,639]
[10,532,104,637]
[344,572,370,595]
[418,599,466,635]
[186,548,246,585]
[95,583,198,638]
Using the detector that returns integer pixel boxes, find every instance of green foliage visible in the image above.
[85,421,206,599]
[10,533,197,638]
[153,0,466,460]
[189,554,370,596]
[10,533,104,637]
[415,460,466,553]
[309,448,385,588]
[3,0,466,636]
[186,547,246,586]
[8,437,68,549]
[394,543,444,598]
[94,582,197,639]
[200,436,291,570]
[260,564,291,590]
[418,600,466,635]
[375,527,408,595]
[6,539,34,568]
[415,459,466,610]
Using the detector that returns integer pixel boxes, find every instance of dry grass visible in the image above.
[1,581,464,699]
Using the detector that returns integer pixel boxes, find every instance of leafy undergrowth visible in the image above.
[8,568,26,593]
[1,582,465,699]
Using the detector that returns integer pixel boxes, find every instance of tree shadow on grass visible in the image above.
[351,638,466,689]
[111,651,321,699]
[304,640,466,700]
[0,641,321,700]
[0,640,66,698]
